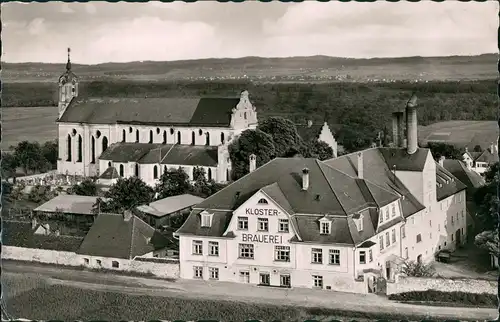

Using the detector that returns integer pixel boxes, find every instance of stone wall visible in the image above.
[387,274,497,295]
[2,245,179,279]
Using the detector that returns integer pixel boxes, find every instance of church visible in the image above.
[56,49,258,185]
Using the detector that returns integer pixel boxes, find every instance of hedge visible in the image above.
[389,290,498,307]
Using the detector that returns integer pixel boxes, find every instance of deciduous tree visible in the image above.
[427,142,464,161]
[304,139,334,161]
[155,167,192,199]
[258,117,304,157]
[14,141,46,174]
[70,178,98,196]
[98,177,154,213]
[1,152,19,181]
[41,140,58,169]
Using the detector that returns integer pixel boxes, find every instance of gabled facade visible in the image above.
[55,51,257,184]
[296,120,338,158]
[462,145,498,176]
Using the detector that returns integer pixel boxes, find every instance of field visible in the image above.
[1,106,58,151]
[418,120,498,148]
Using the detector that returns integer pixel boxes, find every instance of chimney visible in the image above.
[123,210,132,222]
[307,120,313,128]
[406,101,418,155]
[391,111,404,147]
[302,168,309,190]
[439,156,445,167]
[464,146,468,153]
[490,143,495,154]
[357,152,363,179]
[249,154,257,173]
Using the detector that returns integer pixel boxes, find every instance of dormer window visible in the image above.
[319,217,332,235]
[200,211,213,228]
[354,214,364,232]
[258,198,268,205]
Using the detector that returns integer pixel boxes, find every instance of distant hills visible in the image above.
[2,54,497,82]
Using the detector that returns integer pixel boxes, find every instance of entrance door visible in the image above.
[280,274,291,288]
[259,273,270,286]
[456,229,461,247]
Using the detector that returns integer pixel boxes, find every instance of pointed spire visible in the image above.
[66,47,72,71]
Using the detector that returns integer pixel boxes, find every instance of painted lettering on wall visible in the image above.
[241,233,283,244]
[245,208,279,216]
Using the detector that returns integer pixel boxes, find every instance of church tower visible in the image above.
[58,48,78,118]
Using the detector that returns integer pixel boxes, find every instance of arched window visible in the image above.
[91,136,96,164]
[119,164,124,177]
[108,162,111,168]
[149,130,153,144]
[221,132,225,144]
[191,131,196,145]
[244,112,247,120]
[163,130,167,144]
[136,130,140,143]
[207,168,212,180]
[205,132,210,146]
[102,136,108,152]
[226,169,230,182]
[177,131,181,144]
[135,163,139,177]
[66,134,72,161]
[77,135,83,162]
[122,129,126,142]
[164,165,167,173]
[258,198,268,204]
[153,165,158,179]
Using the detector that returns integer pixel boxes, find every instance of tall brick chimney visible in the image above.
[405,94,418,155]
[392,111,404,147]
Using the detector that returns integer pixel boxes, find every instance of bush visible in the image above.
[389,290,498,307]
[399,260,435,277]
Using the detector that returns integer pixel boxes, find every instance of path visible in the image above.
[3,261,497,321]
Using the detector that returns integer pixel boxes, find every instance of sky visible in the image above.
[1,1,497,64]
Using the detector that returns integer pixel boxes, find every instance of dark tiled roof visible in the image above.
[99,166,121,179]
[435,163,467,201]
[77,213,169,259]
[324,148,425,218]
[296,124,323,142]
[474,149,499,164]
[58,97,239,127]
[378,147,429,171]
[99,143,155,162]
[176,209,233,237]
[99,142,219,167]
[442,159,485,189]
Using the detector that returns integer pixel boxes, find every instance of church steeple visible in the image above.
[66,47,72,71]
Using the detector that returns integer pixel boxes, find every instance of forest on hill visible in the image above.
[2,79,496,151]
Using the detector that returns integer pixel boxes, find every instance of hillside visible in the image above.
[2,54,497,83]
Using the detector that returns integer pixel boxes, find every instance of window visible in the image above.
[91,136,95,163]
[275,245,290,262]
[451,234,454,241]
[461,210,464,219]
[385,232,390,247]
[280,274,291,288]
[258,198,268,204]
[205,132,210,146]
[209,267,219,280]
[84,258,89,265]
[429,220,432,227]
[153,165,158,179]
[451,215,455,225]
[66,134,72,161]
[191,131,196,145]
[320,221,331,234]
[401,225,406,238]
[429,232,432,239]
[416,234,422,243]
[177,131,181,144]
[313,275,323,288]
[238,217,248,230]
[356,216,364,231]
[239,271,250,283]
[391,204,396,218]
[135,130,140,143]
[391,229,396,243]
[119,164,124,177]
[404,247,408,259]
[201,212,212,227]
[379,235,384,250]
[77,135,83,162]
[112,261,119,268]
[379,211,384,224]
[359,251,366,264]
[279,219,289,232]
[149,130,154,144]
[163,130,167,144]
[192,240,203,255]
[96,259,102,266]
[134,163,139,177]
[385,209,389,221]
[259,273,270,285]
[194,266,203,279]
[207,168,212,180]
[258,218,269,231]
[221,132,225,144]
[311,248,323,264]
[368,249,373,262]
[209,241,219,256]
[239,244,254,259]
[329,249,340,265]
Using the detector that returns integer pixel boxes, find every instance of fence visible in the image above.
[387,274,497,295]
[2,245,180,279]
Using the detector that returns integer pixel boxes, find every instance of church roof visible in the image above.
[99,142,218,167]
[57,96,240,127]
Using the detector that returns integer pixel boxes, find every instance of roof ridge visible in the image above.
[356,179,378,207]
[316,160,348,216]
[128,215,136,259]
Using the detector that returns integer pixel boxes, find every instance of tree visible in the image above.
[14,141,46,174]
[190,167,226,198]
[473,145,483,152]
[156,167,192,199]
[1,152,19,181]
[399,260,435,277]
[473,163,499,231]
[427,142,463,161]
[98,177,154,213]
[70,178,98,196]
[475,230,499,257]
[41,140,58,169]
[258,117,304,157]
[228,129,276,180]
[28,184,55,204]
[304,139,334,161]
